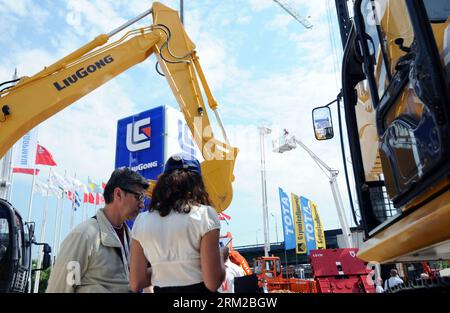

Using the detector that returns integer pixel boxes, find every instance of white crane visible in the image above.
[273,129,353,249]
[272,0,313,29]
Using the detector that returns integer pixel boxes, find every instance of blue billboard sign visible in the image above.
[115,106,165,180]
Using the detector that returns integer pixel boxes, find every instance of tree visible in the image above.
[31,259,52,293]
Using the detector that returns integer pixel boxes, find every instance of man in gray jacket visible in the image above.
[46,168,149,293]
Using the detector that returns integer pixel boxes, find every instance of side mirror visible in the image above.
[26,222,35,245]
[28,223,34,237]
[41,244,52,270]
[312,106,334,140]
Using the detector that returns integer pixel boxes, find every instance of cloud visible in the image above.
[248,0,273,11]
[64,0,126,37]
[0,0,50,44]
[236,15,251,25]
[268,14,293,28]
[0,0,28,15]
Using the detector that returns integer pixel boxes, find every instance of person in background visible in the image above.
[47,168,149,293]
[384,268,404,291]
[218,246,244,293]
[129,153,225,293]
[375,277,384,293]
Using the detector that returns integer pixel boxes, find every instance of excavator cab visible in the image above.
[313,0,450,263]
[0,199,51,293]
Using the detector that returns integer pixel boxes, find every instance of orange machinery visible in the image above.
[220,232,253,275]
[254,256,317,293]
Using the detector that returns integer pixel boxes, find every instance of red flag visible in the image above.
[95,193,106,205]
[88,193,95,204]
[12,168,40,175]
[66,191,74,201]
[35,144,57,166]
[218,212,231,221]
[102,182,106,189]
[83,193,88,203]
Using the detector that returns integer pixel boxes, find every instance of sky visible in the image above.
[0,0,358,258]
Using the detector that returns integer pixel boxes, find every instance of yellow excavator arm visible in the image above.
[0,2,237,212]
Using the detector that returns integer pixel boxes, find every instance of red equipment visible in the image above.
[309,248,375,293]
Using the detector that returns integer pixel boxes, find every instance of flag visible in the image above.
[33,180,49,196]
[88,193,95,204]
[66,191,75,201]
[102,182,106,189]
[49,171,72,191]
[87,177,99,204]
[310,201,326,250]
[48,185,64,199]
[80,184,88,203]
[291,193,307,254]
[218,212,231,225]
[67,177,85,191]
[94,184,103,193]
[299,196,317,254]
[12,129,38,174]
[87,177,99,193]
[95,193,105,205]
[35,144,57,166]
[218,212,231,221]
[12,168,40,175]
[73,191,81,211]
[278,187,296,250]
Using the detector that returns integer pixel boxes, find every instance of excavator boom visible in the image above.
[0,2,237,212]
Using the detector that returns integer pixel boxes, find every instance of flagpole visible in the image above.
[6,146,14,202]
[82,201,87,222]
[73,173,80,226]
[52,194,62,265]
[57,170,68,252]
[56,190,65,253]
[26,168,37,294]
[33,168,52,293]
[26,168,37,222]
[69,200,75,230]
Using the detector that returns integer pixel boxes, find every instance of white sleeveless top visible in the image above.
[131,205,220,287]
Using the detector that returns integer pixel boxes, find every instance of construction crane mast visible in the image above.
[272,0,313,29]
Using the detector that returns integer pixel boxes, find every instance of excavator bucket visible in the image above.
[201,158,236,213]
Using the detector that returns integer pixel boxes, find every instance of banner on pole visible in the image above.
[300,196,317,254]
[310,200,326,249]
[291,193,307,254]
[278,187,296,250]
[12,129,38,170]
